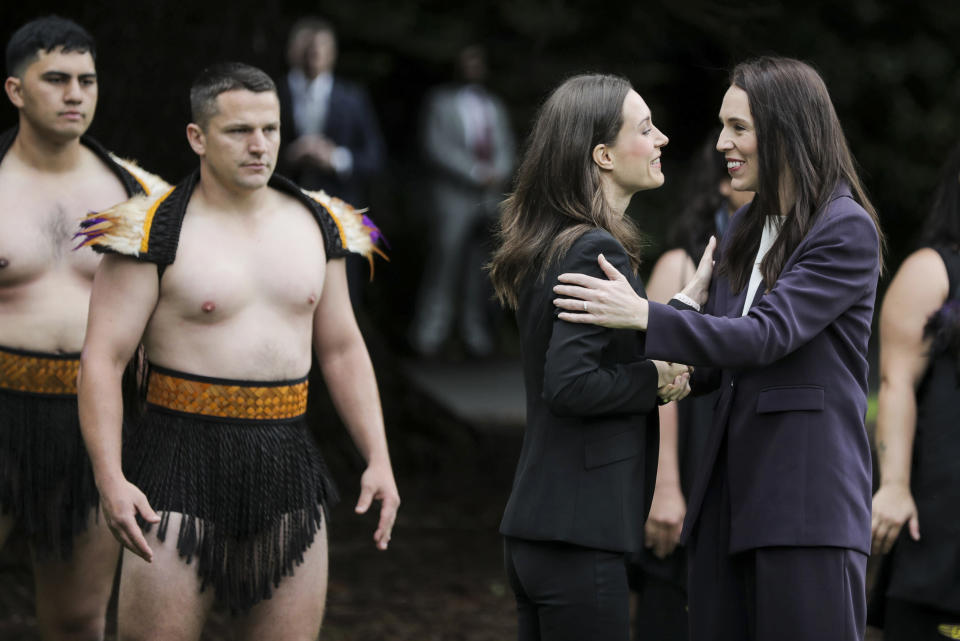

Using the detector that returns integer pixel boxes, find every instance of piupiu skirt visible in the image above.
[126,364,339,613]
[0,344,99,560]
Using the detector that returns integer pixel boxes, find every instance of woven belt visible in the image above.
[146,368,308,420]
[0,346,80,396]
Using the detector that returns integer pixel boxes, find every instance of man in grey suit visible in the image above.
[409,45,515,357]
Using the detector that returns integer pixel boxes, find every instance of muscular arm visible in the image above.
[313,258,399,550]
[871,248,947,553]
[78,254,160,561]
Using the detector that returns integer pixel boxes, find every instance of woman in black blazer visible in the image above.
[488,74,688,641]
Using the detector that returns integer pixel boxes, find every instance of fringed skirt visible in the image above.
[0,345,99,560]
[125,365,339,613]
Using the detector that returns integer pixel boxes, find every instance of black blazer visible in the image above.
[277,75,385,206]
[500,228,660,553]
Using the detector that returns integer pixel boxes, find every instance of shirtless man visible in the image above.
[77,62,399,641]
[0,16,156,641]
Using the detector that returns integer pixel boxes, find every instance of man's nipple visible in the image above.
[201,301,217,313]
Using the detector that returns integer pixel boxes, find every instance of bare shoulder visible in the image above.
[886,248,949,307]
[268,185,318,220]
[647,248,695,304]
[651,248,694,278]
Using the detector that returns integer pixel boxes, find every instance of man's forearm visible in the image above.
[318,340,390,465]
[77,355,128,487]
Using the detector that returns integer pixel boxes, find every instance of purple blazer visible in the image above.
[645,183,880,555]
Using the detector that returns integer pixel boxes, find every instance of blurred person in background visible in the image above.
[490,73,693,641]
[409,44,515,358]
[630,134,752,641]
[0,16,156,641]
[277,17,385,306]
[870,141,960,640]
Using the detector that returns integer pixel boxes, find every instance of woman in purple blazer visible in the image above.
[553,57,884,641]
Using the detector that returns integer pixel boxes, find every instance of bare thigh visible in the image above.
[32,508,120,641]
[117,512,215,641]
[229,511,330,641]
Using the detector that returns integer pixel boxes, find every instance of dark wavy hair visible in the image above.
[489,74,644,309]
[717,57,885,292]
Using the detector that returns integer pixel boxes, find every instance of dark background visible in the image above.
[1,2,955,637]
[4,0,960,310]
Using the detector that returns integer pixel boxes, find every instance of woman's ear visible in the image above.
[592,143,614,171]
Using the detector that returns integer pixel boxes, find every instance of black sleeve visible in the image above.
[541,230,660,418]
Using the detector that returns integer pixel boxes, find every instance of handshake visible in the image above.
[654,360,692,403]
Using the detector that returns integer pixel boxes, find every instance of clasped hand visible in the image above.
[655,360,692,403]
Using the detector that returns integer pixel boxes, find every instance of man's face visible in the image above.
[304,30,336,78]
[192,89,281,192]
[5,47,98,142]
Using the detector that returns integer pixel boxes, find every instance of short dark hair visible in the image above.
[189,62,276,128]
[6,15,95,77]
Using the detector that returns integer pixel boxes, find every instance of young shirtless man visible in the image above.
[77,62,399,641]
[0,16,159,641]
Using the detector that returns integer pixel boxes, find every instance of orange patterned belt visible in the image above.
[146,367,309,421]
[0,346,80,396]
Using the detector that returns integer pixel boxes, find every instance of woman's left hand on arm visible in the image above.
[554,253,650,330]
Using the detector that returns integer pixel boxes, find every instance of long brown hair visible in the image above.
[489,74,645,309]
[717,57,885,292]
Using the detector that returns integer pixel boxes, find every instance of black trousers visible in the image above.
[504,537,630,641]
[688,438,867,641]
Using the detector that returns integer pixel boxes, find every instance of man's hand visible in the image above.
[645,483,686,559]
[286,134,336,169]
[98,477,160,562]
[871,483,920,554]
[680,236,716,307]
[554,253,650,330]
[355,462,401,551]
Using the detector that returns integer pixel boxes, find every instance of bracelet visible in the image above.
[672,292,701,312]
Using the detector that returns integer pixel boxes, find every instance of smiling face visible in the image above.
[716,85,759,194]
[188,89,281,192]
[5,47,97,142]
[606,90,669,193]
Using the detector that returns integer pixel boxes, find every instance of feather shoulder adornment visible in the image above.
[107,155,171,197]
[302,188,388,274]
[73,162,174,258]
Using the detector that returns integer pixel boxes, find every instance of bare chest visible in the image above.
[0,172,126,286]
[159,207,328,323]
